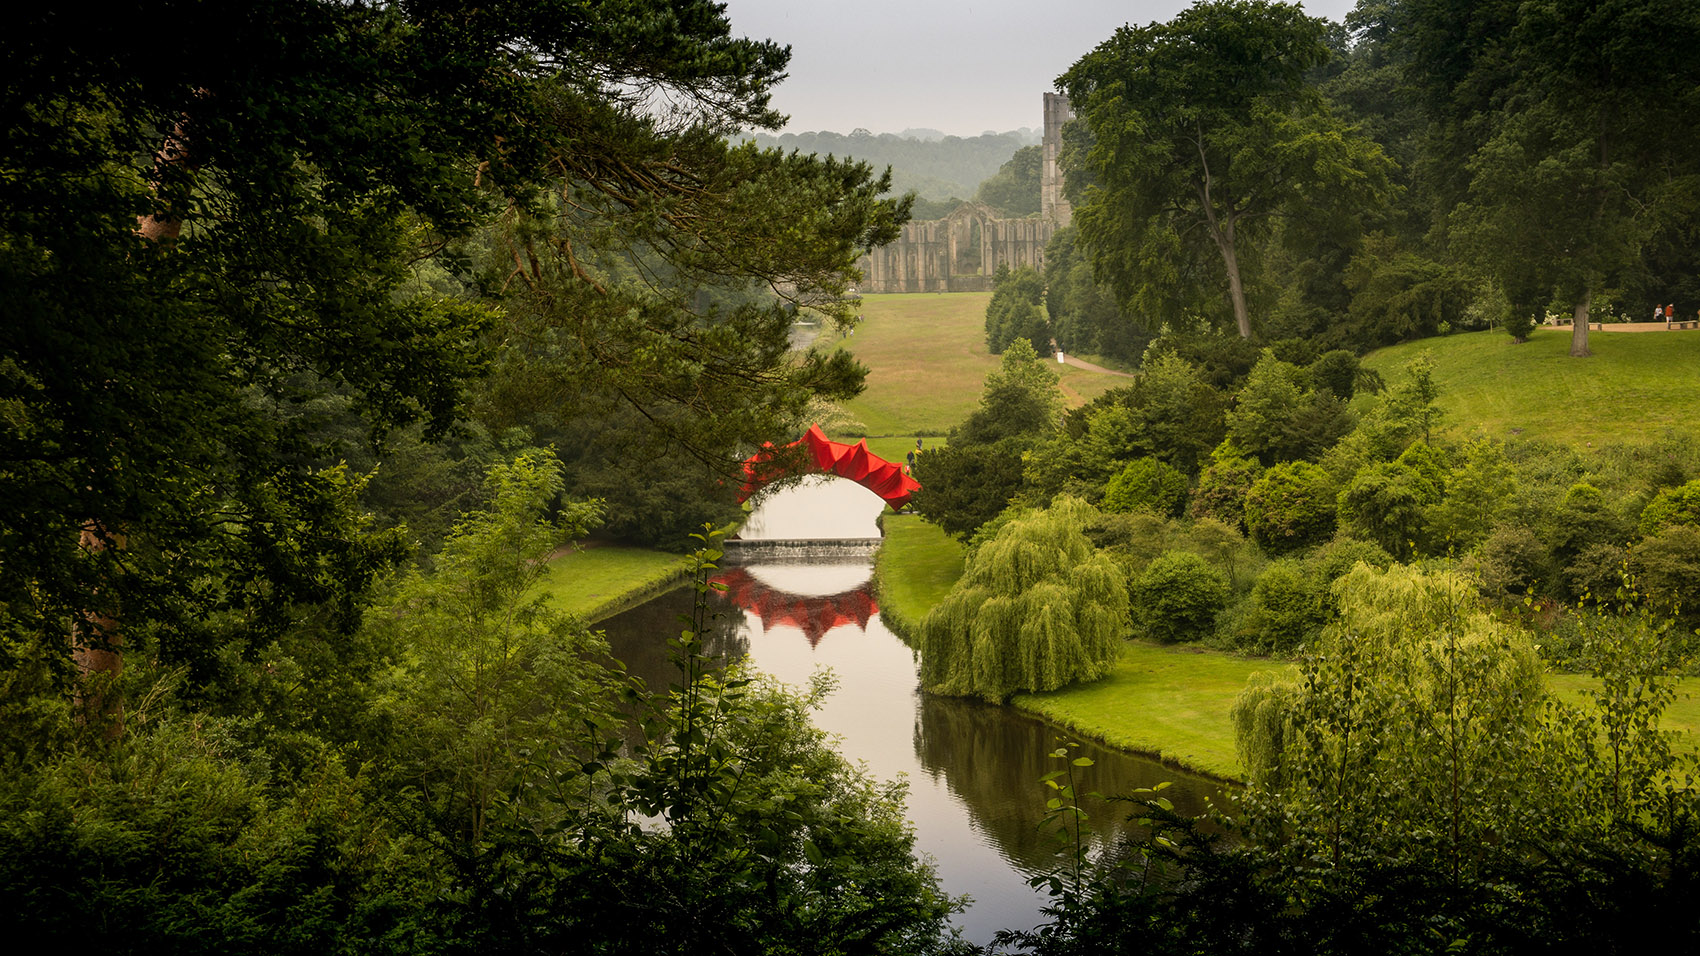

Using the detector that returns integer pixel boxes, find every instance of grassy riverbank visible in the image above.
[1014,646,1275,781]
[873,513,965,642]
[872,511,1266,781]
[539,545,695,623]
[872,522,1700,782]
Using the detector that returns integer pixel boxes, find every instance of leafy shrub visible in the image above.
[1103,456,1188,516]
[1628,524,1700,622]
[1564,542,1629,605]
[1130,550,1230,644]
[1181,517,1259,592]
[911,439,1028,538]
[1188,440,1262,531]
[1503,304,1536,342]
[1083,509,1183,584]
[1307,349,1362,400]
[1227,351,1354,465]
[1306,536,1396,582]
[1424,440,1517,553]
[1637,478,1700,536]
[985,265,1049,355]
[1337,460,1440,559]
[1244,461,1337,554]
[1236,559,1330,654]
[1470,525,1550,601]
[0,719,433,954]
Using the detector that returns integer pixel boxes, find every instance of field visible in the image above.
[1363,325,1700,445]
[834,292,1123,454]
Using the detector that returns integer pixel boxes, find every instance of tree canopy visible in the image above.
[1060,0,1393,338]
[1,0,909,681]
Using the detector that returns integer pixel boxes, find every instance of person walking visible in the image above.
[1666,303,1677,324]
[1656,304,1665,323]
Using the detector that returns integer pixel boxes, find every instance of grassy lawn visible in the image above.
[1363,326,1700,446]
[537,545,694,623]
[1015,643,1281,781]
[1546,671,1700,745]
[839,293,998,437]
[872,513,965,640]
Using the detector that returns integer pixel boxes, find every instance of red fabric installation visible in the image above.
[739,424,922,509]
[710,567,878,648]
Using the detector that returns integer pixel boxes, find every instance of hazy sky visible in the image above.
[721,1,1360,137]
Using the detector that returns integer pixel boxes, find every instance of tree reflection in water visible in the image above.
[595,586,749,697]
[914,692,1227,875]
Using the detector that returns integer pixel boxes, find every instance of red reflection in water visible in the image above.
[710,567,878,647]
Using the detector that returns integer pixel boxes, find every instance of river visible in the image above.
[596,476,1225,945]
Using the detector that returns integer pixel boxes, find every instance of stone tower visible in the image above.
[1041,92,1073,228]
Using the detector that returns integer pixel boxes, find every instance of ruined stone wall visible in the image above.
[855,94,1070,294]
[856,206,1055,294]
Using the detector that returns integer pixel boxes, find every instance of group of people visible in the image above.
[1652,303,1699,323]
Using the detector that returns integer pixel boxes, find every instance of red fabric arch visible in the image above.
[739,424,922,510]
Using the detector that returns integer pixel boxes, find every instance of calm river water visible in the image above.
[597,476,1225,945]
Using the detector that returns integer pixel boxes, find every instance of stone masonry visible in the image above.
[855,94,1072,294]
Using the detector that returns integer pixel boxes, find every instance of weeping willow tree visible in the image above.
[1232,564,1557,873]
[918,497,1129,703]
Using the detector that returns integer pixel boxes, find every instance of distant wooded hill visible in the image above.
[740,128,1039,202]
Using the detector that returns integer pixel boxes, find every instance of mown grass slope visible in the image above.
[1363,326,1700,445]
[836,292,1122,442]
[872,513,964,642]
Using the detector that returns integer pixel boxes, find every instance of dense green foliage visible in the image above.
[1040,0,1700,357]
[1129,551,1229,643]
[0,2,971,949]
[984,266,1051,355]
[1060,0,1393,339]
[1102,458,1188,517]
[1041,229,1150,367]
[1243,461,1337,554]
[974,145,1043,218]
[999,565,1698,955]
[0,459,966,953]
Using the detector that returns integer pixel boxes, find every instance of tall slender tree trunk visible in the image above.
[1220,237,1252,339]
[1204,209,1251,338]
[1195,140,1252,339]
[1570,288,1593,358]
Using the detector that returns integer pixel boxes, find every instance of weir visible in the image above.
[722,536,882,562]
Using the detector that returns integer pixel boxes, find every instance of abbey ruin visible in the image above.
[856,93,1073,294]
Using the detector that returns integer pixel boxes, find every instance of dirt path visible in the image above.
[1550,321,1700,333]
[1057,352,1136,377]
